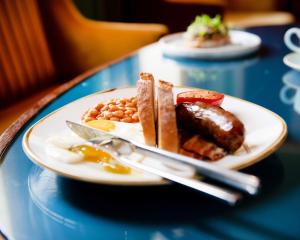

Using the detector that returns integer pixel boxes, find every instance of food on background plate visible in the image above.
[82,96,139,123]
[176,90,224,106]
[157,80,179,152]
[137,72,157,146]
[184,14,229,48]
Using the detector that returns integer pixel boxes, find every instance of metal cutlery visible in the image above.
[66,120,261,204]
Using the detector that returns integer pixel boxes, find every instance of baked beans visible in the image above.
[82,97,139,123]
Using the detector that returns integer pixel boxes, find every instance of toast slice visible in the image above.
[157,80,178,152]
[136,73,156,146]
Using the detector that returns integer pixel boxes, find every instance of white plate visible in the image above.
[283,52,300,71]
[159,30,261,59]
[22,87,287,186]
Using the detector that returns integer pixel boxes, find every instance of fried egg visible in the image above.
[45,120,195,178]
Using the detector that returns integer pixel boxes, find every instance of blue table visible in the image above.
[1,25,300,240]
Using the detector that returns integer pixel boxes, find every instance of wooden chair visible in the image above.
[0,0,168,134]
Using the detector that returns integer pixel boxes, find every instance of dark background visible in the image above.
[73,0,300,32]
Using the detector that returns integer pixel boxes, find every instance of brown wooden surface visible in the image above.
[0,47,140,161]
[0,0,56,107]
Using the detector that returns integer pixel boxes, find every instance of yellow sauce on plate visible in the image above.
[85,119,115,131]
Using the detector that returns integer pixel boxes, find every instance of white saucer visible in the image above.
[283,52,300,71]
[159,30,261,59]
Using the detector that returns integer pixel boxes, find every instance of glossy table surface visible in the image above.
[1,25,300,240]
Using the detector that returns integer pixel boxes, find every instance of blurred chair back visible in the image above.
[38,0,167,79]
[224,0,295,27]
[0,0,56,107]
[0,0,167,136]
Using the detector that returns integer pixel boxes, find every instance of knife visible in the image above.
[66,120,260,195]
[66,121,243,205]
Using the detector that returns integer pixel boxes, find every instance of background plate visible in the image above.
[159,30,261,59]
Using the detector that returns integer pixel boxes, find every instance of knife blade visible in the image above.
[66,120,260,194]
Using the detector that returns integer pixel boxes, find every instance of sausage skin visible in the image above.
[176,102,244,153]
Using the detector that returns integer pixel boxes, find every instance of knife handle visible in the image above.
[133,143,260,195]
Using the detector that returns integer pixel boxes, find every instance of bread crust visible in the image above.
[157,80,178,152]
[137,73,156,146]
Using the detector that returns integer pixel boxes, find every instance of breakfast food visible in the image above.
[181,135,226,161]
[157,80,179,152]
[80,72,245,162]
[70,144,131,174]
[50,72,246,181]
[137,72,156,146]
[176,101,245,153]
[46,134,131,174]
[184,14,229,48]
[82,96,139,123]
[135,72,244,160]
[176,90,224,106]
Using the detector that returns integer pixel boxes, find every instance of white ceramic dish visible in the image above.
[283,52,300,71]
[23,87,287,185]
[159,30,261,59]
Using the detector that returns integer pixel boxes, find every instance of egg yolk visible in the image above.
[69,144,131,174]
[103,163,131,174]
[85,119,115,132]
[70,145,111,163]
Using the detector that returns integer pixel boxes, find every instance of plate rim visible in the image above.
[22,86,287,186]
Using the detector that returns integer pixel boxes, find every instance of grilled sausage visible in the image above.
[176,102,244,152]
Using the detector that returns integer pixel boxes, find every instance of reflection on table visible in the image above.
[138,44,258,98]
[280,70,300,115]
